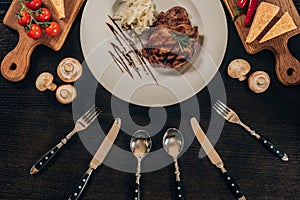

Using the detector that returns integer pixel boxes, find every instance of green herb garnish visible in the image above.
[169,31,192,51]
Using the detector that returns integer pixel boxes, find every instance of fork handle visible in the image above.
[30,130,77,175]
[258,135,289,161]
[241,124,289,161]
[30,137,70,175]
[30,145,60,175]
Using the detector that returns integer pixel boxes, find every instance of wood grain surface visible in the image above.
[0,0,299,200]
[223,0,300,86]
[0,0,85,82]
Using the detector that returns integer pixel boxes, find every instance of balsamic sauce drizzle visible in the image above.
[106,15,159,85]
[110,42,134,79]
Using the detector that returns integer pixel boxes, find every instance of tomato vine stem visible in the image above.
[18,0,49,27]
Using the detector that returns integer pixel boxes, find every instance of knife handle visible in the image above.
[133,182,140,200]
[258,135,288,161]
[30,145,60,175]
[69,168,94,200]
[176,181,184,200]
[220,168,246,200]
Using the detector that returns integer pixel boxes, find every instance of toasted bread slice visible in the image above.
[246,2,280,43]
[259,12,297,43]
[50,0,65,19]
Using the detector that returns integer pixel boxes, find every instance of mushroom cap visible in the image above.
[228,59,251,81]
[57,58,82,83]
[248,71,270,93]
[55,84,77,104]
[36,72,55,92]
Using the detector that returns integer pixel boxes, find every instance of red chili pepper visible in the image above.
[233,0,249,21]
[244,0,259,27]
[238,0,248,8]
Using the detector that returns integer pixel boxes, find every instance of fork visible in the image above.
[213,100,288,161]
[30,106,102,175]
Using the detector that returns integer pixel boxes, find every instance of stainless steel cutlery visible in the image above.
[191,118,246,200]
[68,118,121,200]
[163,128,185,200]
[213,100,288,161]
[30,106,101,175]
[130,130,152,200]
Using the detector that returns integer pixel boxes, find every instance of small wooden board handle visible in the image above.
[1,33,38,82]
[273,42,300,86]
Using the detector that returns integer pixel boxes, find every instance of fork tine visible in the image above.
[85,107,101,124]
[217,100,231,112]
[214,101,229,115]
[213,105,227,118]
[82,106,97,120]
[216,100,230,113]
[87,109,102,124]
[213,104,227,115]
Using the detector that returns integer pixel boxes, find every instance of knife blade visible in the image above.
[68,118,121,200]
[190,117,246,200]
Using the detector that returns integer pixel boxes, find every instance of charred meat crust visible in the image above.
[142,6,200,69]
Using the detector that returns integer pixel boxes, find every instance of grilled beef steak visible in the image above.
[142,6,200,69]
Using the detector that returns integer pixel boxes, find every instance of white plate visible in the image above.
[80,0,228,107]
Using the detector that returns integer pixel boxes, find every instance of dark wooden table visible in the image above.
[0,1,299,199]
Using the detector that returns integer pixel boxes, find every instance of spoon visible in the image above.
[163,128,185,200]
[130,130,152,200]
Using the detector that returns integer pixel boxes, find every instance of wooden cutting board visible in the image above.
[1,0,85,82]
[222,0,300,86]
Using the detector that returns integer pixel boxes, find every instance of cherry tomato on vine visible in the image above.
[45,22,60,36]
[27,24,42,39]
[17,11,31,26]
[35,8,51,22]
[24,0,42,10]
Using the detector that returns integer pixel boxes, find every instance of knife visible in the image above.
[190,118,246,200]
[68,118,121,200]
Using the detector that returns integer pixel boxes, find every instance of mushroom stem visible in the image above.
[238,75,247,81]
[257,77,265,85]
[248,71,270,93]
[57,58,82,83]
[56,84,77,104]
[63,63,74,73]
[47,83,57,91]
[60,89,70,99]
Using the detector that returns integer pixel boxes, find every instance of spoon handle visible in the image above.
[176,181,184,200]
[133,182,140,200]
[174,160,184,200]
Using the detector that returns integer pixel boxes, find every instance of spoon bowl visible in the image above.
[130,130,152,160]
[163,128,184,160]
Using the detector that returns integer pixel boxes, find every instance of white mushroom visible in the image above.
[36,72,57,92]
[55,84,77,104]
[248,71,270,93]
[57,58,82,83]
[227,59,251,81]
